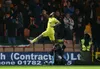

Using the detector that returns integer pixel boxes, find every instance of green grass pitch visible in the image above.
[0,66,100,69]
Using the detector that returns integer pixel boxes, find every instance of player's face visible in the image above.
[26,6,29,10]
[67,1,71,6]
[20,1,24,5]
[56,11,60,17]
[42,10,47,15]
[75,9,80,15]
[66,14,70,18]
[6,14,10,18]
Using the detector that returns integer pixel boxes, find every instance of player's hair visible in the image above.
[49,12,55,17]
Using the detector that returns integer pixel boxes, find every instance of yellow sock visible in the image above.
[31,38,38,43]
[57,39,64,43]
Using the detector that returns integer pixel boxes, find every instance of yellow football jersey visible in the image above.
[46,17,60,31]
[41,17,60,41]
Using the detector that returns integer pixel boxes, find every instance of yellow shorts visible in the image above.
[41,30,55,41]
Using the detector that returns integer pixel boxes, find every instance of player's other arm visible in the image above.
[51,18,61,27]
[55,18,61,25]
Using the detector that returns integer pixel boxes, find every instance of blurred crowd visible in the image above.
[0,0,100,49]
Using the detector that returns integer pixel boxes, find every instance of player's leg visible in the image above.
[56,39,64,43]
[49,33,64,45]
[51,39,65,45]
[27,31,47,44]
[54,32,64,44]
[49,34,56,45]
[32,34,44,43]
[27,34,43,44]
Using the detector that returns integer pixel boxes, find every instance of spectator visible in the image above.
[55,10,62,20]
[84,0,97,49]
[12,5,19,19]
[28,17,38,37]
[84,0,97,25]
[51,0,58,12]
[63,13,74,40]
[18,0,25,13]
[64,1,74,16]
[33,0,43,26]
[72,0,84,15]
[0,4,4,36]
[93,1,100,52]
[4,0,12,12]
[16,12,24,36]
[40,10,49,31]
[96,1,100,17]
[0,4,5,43]
[72,9,85,44]
[4,13,17,45]
[23,4,31,28]
[61,0,68,7]
[44,1,52,14]
[55,10,64,39]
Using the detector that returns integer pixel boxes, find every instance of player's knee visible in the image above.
[51,40,55,45]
